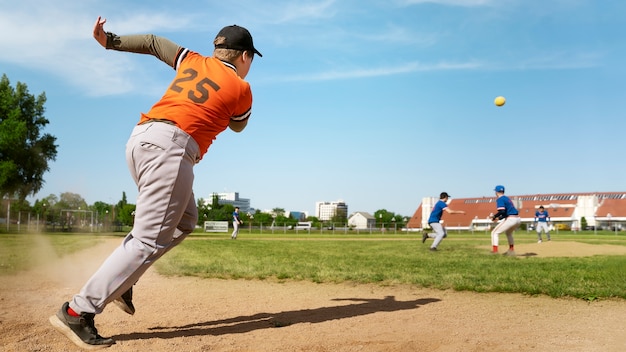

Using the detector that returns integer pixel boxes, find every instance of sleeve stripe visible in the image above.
[231,108,251,122]
[174,48,190,70]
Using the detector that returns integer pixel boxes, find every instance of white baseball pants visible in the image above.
[491,216,521,247]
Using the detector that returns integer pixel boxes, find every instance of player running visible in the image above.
[49,16,262,349]
[422,192,465,251]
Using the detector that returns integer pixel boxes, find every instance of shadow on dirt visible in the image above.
[113,296,441,341]
[518,252,538,257]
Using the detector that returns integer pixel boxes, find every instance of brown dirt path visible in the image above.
[1,238,625,352]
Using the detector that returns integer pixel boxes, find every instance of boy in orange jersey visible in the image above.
[49,16,261,349]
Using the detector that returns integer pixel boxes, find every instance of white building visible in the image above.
[348,212,376,229]
[315,200,348,221]
[207,192,252,213]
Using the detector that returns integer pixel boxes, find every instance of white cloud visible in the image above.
[512,52,602,70]
[398,0,495,7]
[355,25,440,46]
[0,1,197,96]
[278,50,601,83]
[264,0,338,24]
[280,61,482,82]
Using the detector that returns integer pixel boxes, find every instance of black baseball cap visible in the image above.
[215,25,262,57]
[440,192,450,199]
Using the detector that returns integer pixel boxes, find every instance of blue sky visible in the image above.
[1,0,625,217]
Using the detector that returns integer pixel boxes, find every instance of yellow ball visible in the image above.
[494,96,506,106]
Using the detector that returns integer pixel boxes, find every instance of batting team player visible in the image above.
[490,185,520,256]
[49,16,262,349]
[422,192,465,251]
[534,205,551,243]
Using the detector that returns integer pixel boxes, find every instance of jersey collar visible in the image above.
[220,60,237,73]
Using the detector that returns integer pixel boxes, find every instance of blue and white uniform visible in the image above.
[491,187,521,250]
[427,200,448,249]
[534,209,551,241]
[231,209,242,239]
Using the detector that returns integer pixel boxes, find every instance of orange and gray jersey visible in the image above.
[105,33,253,159]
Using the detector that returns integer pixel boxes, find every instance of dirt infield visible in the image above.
[1,238,625,352]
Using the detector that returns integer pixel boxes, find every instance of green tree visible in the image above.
[373,209,398,229]
[34,194,59,228]
[59,192,88,210]
[250,211,273,227]
[330,210,347,226]
[113,192,129,225]
[210,193,220,209]
[274,214,291,227]
[272,208,285,217]
[112,192,138,227]
[196,198,211,226]
[0,74,58,200]
[118,203,136,226]
[91,201,113,225]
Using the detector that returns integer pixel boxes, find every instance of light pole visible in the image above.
[5,196,10,231]
[392,218,396,234]
[43,203,47,231]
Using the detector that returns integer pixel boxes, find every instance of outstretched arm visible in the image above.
[444,208,465,215]
[93,16,108,48]
[92,16,183,68]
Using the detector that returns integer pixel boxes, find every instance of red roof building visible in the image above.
[407,192,626,231]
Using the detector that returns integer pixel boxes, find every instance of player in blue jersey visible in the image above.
[422,192,466,251]
[231,207,243,239]
[490,185,520,256]
[534,205,551,243]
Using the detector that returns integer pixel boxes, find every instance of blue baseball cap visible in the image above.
[494,185,505,192]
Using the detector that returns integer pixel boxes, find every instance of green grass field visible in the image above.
[1,231,625,301]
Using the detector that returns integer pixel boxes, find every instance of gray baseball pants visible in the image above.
[232,221,240,238]
[70,121,200,314]
[428,222,447,249]
[536,222,551,240]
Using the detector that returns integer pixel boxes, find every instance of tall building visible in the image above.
[315,200,348,221]
[207,192,252,213]
[288,211,308,221]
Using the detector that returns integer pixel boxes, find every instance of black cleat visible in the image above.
[422,233,429,243]
[113,287,135,315]
[49,302,115,349]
